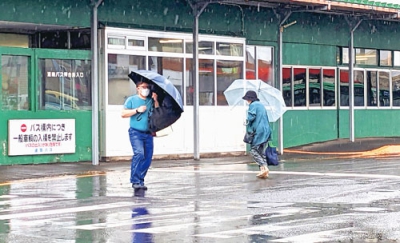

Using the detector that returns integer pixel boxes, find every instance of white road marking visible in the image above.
[128,215,252,234]
[193,224,294,238]
[0,201,145,220]
[0,195,17,199]
[269,228,353,243]
[150,168,400,180]
[66,211,197,230]
[3,166,399,187]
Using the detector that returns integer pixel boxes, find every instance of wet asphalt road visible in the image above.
[1,157,400,242]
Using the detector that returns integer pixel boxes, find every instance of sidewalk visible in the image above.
[1,137,399,184]
[282,137,400,160]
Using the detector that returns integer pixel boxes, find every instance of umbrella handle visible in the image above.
[136,112,143,121]
[136,99,153,121]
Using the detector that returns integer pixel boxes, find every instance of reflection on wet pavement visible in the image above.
[1,158,400,242]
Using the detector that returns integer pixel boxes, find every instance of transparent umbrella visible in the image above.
[223,79,286,122]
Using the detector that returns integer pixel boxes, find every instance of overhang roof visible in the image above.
[211,0,400,20]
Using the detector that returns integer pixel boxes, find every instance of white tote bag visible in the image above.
[155,126,173,137]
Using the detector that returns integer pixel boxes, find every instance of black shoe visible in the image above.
[140,185,148,190]
[132,183,141,189]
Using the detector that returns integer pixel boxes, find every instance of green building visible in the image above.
[1,0,400,165]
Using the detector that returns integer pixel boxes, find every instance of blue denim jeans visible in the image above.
[128,128,154,186]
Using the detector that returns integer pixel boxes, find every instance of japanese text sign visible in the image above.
[8,119,76,156]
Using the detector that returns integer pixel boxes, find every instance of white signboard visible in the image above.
[8,119,76,156]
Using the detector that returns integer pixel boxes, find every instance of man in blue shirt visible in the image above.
[122,81,159,190]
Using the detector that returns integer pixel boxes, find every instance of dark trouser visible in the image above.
[128,128,154,186]
[250,142,268,168]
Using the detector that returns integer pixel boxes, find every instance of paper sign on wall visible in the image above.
[8,119,76,156]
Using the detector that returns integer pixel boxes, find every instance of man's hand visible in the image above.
[137,105,147,113]
[121,105,147,118]
[152,92,160,108]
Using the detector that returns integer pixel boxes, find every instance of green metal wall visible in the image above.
[338,109,400,139]
[283,43,337,66]
[283,109,400,148]
[0,0,91,27]
[0,48,92,165]
[2,0,399,50]
[283,110,338,148]
[0,112,92,165]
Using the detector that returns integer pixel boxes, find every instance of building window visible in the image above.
[394,51,400,67]
[342,47,350,64]
[339,47,396,67]
[392,71,400,106]
[378,71,390,107]
[108,54,145,105]
[148,56,183,97]
[293,67,306,107]
[216,42,243,56]
[356,49,377,65]
[199,59,215,106]
[339,69,349,106]
[245,46,255,79]
[148,38,183,53]
[184,58,216,106]
[245,46,273,83]
[185,59,194,106]
[336,47,341,65]
[367,71,377,106]
[1,55,29,110]
[106,30,247,107]
[354,70,365,106]
[256,46,273,84]
[216,60,243,105]
[127,37,145,49]
[283,67,292,107]
[380,50,392,67]
[307,68,336,107]
[283,66,337,108]
[340,69,365,107]
[322,69,336,106]
[186,41,214,54]
[38,30,91,49]
[0,34,29,48]
[107,36,125,49]
[309,68,321,106]
[339,68,400,108]
[39,59,91,110]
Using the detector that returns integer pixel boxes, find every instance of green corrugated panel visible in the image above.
[332,0,400,9]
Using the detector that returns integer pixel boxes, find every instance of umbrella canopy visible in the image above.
[128,70,184,133]
[128,70,184,111]
[223,79,286,122]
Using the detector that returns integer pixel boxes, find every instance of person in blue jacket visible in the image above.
[242,90,271,179]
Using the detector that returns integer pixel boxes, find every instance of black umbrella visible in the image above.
[128,70,184,133]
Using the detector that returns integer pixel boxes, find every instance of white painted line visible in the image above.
[0,202,145,220]
[0,195,17,199]
[150,168,400,180]
[128,215,252,234]
[193,224,293,238]
[268,228,353,243]
[66,211,196,230]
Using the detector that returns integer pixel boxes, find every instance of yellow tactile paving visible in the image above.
[285,145,400,158]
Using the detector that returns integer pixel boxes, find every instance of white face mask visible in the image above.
[140,88,150,97]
